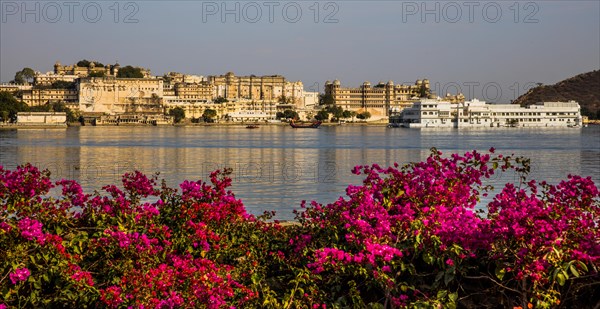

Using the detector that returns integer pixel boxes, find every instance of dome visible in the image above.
[416,79,422,84]
[333,79,341,85]
[325,80,331,85]
[54,61,61,66]
[363,81,371,85]
[114,63,121,68]
[387,80,394,85]
[89,62,96,68]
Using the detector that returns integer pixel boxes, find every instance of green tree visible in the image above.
[276,109,299,120]
[419,83,429,98]
[356,111,371,120]
[89,71,105,78]
[315,109,330,121]
[117,66,144,78]
[214,97,229,104]
[0,110,9,123]
[13,68,35,84]
[13,72,25,84]
[278,95,295,104]
[76,60,104,67]
[0,91,29,122]
[168,107,186,123]
[341,110,353,120]
[326,105,344,120]
[202,109,218,123]
[51,81,77,89]
[77,60,91,67]
[319,93,334,105]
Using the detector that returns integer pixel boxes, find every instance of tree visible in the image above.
[342,110,353,120]
[50,81,77,89]
[419,83,429,98]
[357,111,371,120]
[29,102,77,123]
[89,71,105,78]
[315,109,330,121]
[202,109,218,123]
[77,60,104,67]
[13,68,35,84]
[319,93,334,105]
[0,111,9,123]
[214,97,229,104]
[326,105,344,120]
[276,109,299,120]
[77,60,91,67]
[117,66,144,78]
[0,91,29,122]
[168,107,186,123]
[278,95,295,104]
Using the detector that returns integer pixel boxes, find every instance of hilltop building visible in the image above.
[53,61,152,78]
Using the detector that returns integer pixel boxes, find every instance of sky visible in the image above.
[1,0,599,102]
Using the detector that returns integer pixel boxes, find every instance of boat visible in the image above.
[289,120,322,128]
[246,124,260,129]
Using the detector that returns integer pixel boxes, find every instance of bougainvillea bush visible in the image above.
[1,149,598,308]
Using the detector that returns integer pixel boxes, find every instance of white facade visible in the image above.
[17,112,67,125]
[227,110,272,122]
[34,73,79,85]
[302,92,319,108]
[0,83,33,91]
[78,77,164,114]
[183,75,206,84]
[392,99,582,128]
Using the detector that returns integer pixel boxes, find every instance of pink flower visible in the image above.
[17,218,44,243]
[446,259,454,266]
[9,268,30,284]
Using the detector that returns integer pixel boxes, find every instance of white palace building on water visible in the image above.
[389,98,582,128]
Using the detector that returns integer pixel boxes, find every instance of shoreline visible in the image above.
[1,121,598,130]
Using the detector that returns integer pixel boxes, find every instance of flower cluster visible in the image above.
[0,149,598,308]
[9,268,30,284]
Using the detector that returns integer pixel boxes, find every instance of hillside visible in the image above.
[513,70,600,119]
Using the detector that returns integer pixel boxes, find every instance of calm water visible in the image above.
[1,126,599,220]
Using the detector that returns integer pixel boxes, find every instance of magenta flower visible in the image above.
[9,268,30,284]
[17,217,44,243]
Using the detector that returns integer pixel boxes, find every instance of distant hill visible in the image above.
[513,70,600,119]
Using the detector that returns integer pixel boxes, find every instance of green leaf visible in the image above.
[423,252,434,265]
[444,269,454,286]
[556,273,566,286]
[437,290,448,299]
[495,266,506,280]
[577,261,588,273]
[449,292,458,302]
[435,271,444,283]
[570,264,580,277]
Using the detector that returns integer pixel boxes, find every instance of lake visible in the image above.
[1,125,598,220]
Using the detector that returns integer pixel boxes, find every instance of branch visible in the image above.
[462,275,522,294]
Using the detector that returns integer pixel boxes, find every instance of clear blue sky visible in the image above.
[1,0,599,102]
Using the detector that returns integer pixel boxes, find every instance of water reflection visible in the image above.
[1,126,598,220]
